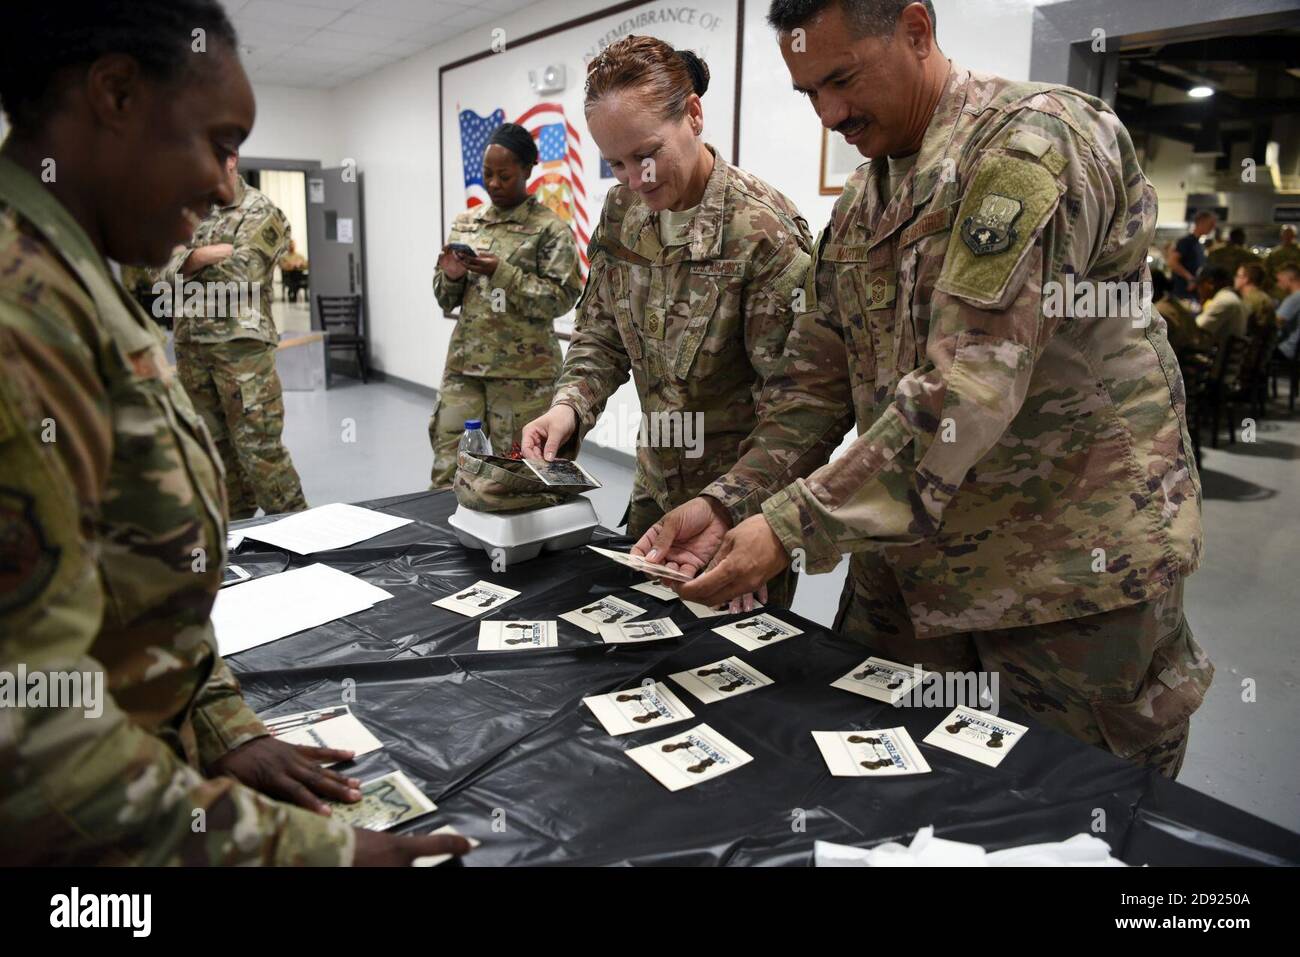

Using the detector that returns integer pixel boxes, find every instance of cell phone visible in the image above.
[446,242,477,259]
[221,564,252,588]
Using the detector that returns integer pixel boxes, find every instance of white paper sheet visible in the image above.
[212,563,393,655]
[242,503,413,554]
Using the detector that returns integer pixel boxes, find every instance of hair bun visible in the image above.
[676,49,710,97]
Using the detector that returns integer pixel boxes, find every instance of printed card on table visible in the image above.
[683,600,726,619]
[587,545,694,583]
[712,613,803,651]
[685,600,764,620]
[831,656,926,705]
[329,770,436,831]
[812,728,932,777]
[632,580,678,601]
[477,620,557,651]
[583,681,695,736]
[433,580,520,617]
[598,617,683,644]
[923,706,1029,768]
[560,596,645,634]
[669,657,774,705]
[625,723,754,792]
[263,705,383,764]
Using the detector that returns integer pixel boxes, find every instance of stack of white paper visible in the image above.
[242,503,413,554]
[212,563,394,655]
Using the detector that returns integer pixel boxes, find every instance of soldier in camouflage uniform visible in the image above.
[1205,228,1263,283]
[523,37,812,608]
[0,0,466,866]
[642,1,1210,777]
[430,123,582,487]
[1266,226,1300,296]
[161,152,307,520]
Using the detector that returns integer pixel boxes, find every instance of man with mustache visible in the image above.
[635,0,1210,778]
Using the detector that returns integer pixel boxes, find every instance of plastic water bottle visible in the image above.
[458,419,492,466]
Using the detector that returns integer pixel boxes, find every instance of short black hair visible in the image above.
[0,0,238,132]
[767,0,937,37]
[487,122,539,169]
[1228,227,1247,245]
[1197,264,1233,290]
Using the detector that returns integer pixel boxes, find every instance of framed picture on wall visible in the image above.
[820,127,864,195]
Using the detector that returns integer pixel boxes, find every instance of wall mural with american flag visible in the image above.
[440,0,741,337]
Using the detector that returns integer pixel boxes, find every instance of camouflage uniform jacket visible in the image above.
[0,156,351,864]
[702,65,1203,638]
[552,145,812,514]
[161,176,290,346]
[434,194,581,379]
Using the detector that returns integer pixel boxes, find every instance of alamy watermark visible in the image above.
[1042,276,1152,327]
[150,277,261,319]
[0,665,103,719]
[589,407,705,458]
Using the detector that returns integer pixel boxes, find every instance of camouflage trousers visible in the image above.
[625,473,797,610]
[429,373,555,488]
[175,339,308,521]
[835,556,1212,779]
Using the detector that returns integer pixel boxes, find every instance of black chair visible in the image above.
[316,294,368,384]
[1207,335,1251,448]
[1269,340,1299,413]
[1229,324,1279,425]
[1180,350,1215,468]
[282,269,309,303]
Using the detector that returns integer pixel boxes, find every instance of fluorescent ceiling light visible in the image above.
[1188,86,1215,99]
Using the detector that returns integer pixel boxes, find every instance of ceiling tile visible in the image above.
[239,0,349,29]
[354,0,466,22]
[308,29,396,53]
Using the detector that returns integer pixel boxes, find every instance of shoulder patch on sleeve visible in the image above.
[937,154,1061,308]
[0,486,60,614]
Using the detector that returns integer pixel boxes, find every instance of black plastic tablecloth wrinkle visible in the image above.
[227,491,1300,866]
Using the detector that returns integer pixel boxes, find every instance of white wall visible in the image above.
[241,84,343,163]
[247,0,1046,452]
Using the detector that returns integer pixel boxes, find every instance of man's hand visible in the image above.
[632,496,733,578]
[463,252,499,276]
[353,828,473,867]
[209,736,361,815]
[438,246,468,280]
[676,514,791,608]
[181,243,234,274]
[521,404,578,461]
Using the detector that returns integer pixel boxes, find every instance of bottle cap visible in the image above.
[464,419,483,430]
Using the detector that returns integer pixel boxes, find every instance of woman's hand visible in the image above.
[464,252,499,276]
[438,246,468,280]
[521,405,578,461]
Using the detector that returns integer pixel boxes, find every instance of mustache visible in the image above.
[834,117,870,136]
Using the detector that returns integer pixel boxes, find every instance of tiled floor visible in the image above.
[281,376,1299,832]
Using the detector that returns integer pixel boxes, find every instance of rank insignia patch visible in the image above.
[961,193,1023,257]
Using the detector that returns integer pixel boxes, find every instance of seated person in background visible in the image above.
[1195,264,1248,368]
[1152,268,1203,356]
[1234,262,1275,335]
[279,239,308,302]
[1266,225,1300,295]
[280,239,308,273]
[1276,264,1300,362]
[1207,226,1262,279]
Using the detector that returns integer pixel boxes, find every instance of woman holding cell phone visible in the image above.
[429,122,583,487]
[521,36,813,610]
